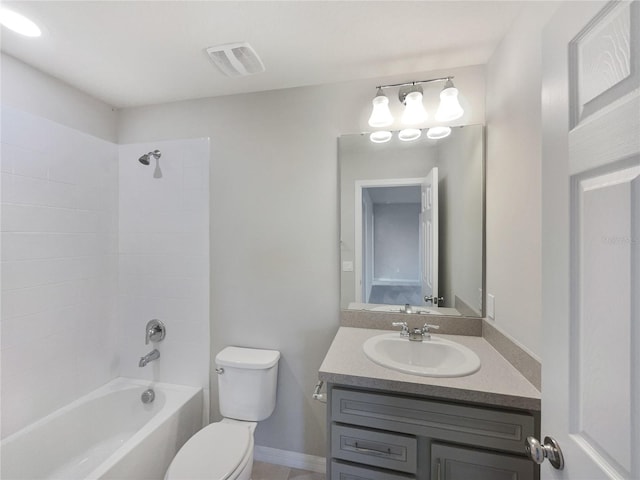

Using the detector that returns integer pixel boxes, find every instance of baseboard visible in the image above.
[254,445,326,473]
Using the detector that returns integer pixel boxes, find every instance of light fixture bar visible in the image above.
[375,76,453,91]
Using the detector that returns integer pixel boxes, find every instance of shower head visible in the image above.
[138,150,161,165]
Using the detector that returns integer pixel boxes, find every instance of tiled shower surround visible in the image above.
[0,106,210,438]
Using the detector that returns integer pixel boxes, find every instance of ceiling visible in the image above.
[1,1,527,109]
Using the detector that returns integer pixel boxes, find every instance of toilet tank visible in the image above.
[215,346,280,421]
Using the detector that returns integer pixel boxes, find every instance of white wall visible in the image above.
[0,106,119,437]
[0,53,118,142]
[485,4,560,357]
[117,65,485,457]
[117,139,210,416]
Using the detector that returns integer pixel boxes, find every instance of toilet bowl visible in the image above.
[165,346,280,480]
[165,420,255,480]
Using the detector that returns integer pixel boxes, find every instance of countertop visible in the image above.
[318,327,541,411]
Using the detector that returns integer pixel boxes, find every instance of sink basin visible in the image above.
[363,333,481,377]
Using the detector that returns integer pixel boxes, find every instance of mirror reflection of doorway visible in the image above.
[355,169,438,307]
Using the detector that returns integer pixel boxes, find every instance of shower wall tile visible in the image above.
[117,138,210,416]
[0,106,119,439]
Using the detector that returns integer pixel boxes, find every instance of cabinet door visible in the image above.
[331,460,415,480]
[431,443,534,480]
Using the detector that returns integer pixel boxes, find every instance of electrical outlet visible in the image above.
[487,294,495,319]
[342,261,354,272]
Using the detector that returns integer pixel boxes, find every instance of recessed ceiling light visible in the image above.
[0,7,41,37]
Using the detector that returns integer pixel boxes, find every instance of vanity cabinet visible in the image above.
[326,385,538,480]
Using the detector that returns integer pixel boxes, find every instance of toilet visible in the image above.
[165,346,280,480]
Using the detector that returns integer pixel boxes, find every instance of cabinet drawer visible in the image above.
[431,443,534,480]
[331,424,417,474]
[330,460,415,480]
[331,388,535,454]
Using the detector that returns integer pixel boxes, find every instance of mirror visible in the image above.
[339,125,484,317]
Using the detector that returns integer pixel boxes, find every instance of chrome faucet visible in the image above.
[401,304,414,314]
[392,321,440,341]
[145,319,166,344]
[139,349,160,367]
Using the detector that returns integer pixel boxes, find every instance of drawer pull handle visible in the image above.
[353,442,393,456]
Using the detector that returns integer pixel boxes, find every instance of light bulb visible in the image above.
[435,81,464,122]
[369,131,392,143]
[368,88,393,127]
[427,126,451,140]
[398,128,422,142]
[401,91,427,125]
[0,8,41,37]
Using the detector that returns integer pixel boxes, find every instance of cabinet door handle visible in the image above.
[353,442,392,456]
[437,458,442,480]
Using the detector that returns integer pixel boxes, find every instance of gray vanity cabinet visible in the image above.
[326,385,538,480]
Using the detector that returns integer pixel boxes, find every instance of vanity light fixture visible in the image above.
[398,128,422,142]
[427,126,452,140]
[400,86,427,125]
[368,88,394,127]
[0,7,41,37]
[435,79,464,122]
[367,77,464,142]
[369,130,393,143]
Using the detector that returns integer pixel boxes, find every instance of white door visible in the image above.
[421,168,439,305]
[541,1,639,479]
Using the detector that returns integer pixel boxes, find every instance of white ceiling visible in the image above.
[1,1,527,109]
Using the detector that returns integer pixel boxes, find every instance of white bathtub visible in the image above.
[1,377,203,480]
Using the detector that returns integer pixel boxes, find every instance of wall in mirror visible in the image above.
[339,125,484,317]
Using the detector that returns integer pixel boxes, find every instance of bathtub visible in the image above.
[1,377,203,480]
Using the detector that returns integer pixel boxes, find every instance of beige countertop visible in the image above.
[318,327,541,411]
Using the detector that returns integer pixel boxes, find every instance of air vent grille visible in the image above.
[205,42,265,77]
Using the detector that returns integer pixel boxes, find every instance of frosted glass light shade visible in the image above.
[369,131,392,143]
[435,86,464,122]
[0,8,41,37]
[398,128,422,142]
[401,91,427,125]
[427,126,451,140]
[368,90,394,127]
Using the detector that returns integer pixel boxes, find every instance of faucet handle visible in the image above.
[422,323,440,333]
[392,321,409,336]
[145,319,166,344]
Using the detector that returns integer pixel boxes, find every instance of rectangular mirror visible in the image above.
[339,125,484,317]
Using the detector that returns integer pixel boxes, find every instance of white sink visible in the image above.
[363,333,481,377]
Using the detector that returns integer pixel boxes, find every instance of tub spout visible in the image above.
[139,349,160,367]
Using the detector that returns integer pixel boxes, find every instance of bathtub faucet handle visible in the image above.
[145,319,166,345]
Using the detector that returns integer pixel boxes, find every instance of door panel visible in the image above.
[542,1,639,479]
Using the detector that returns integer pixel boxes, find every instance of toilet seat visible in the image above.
[165,422,252,480]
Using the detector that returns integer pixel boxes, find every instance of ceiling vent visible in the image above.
[205,42,265,77]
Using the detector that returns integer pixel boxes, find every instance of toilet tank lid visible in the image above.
[216,346,280,369]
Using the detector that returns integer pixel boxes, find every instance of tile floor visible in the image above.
[252,461,325,480]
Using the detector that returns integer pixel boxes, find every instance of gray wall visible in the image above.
[485,4,559,357]
[117,65,485,456]
[373,202,421,281]
[436,126,484,315]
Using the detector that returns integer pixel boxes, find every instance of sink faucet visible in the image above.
[139,348,160,367]
[401,304,414,314]
[392,322,440,341]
